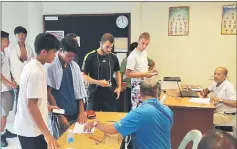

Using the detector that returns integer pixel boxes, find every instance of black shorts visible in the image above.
[87,87,117,112]
[18,134,47,149]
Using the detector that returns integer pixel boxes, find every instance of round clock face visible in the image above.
[116,15,128,29]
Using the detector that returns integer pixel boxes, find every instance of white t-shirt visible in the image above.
[208,79,236,113]
[0,50,12,92]
[14,59,48,137]
[8,43,35,85]
[126,48,148,73]
[126,48,149,109]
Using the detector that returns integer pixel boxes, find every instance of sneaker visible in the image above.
[1,134,8,147]
[4,129,17,138]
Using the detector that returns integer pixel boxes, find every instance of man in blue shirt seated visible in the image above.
[84,79,174,149]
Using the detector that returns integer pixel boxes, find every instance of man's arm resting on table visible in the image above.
[201,88,211,97]
[77,99,87,124]
[28,99,50,136]
[95,122,118,135]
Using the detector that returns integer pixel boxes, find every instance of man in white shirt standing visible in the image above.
[8,26,35,113]
[1,31,18,147]
[14,33,60,149]
[201,67,236,125]
[126,32,158,109]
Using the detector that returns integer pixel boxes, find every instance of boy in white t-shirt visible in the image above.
[126,32,158,109]
[1,31,18,147]
[14,33,60,149]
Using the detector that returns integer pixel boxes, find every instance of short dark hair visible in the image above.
[1,31,9,39]
[34,33,60,55]
[14,26,27,35]
[101,33,114,44]
[60,36,79,54]
[65,33,77,38]
[198,129,237,149]
[128,42,138,56]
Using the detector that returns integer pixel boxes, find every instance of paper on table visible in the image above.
[189,98,210,104]
[73,122,95,134]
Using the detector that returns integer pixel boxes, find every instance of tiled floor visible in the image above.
[2,111,21,149]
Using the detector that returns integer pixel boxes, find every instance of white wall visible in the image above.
[2,2,236,88]
[2,2,29,45]
[140,2,236,88]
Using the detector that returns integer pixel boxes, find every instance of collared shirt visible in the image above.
[14,59,48,137]
[208,79,236,113]
[114,98,173,149]
[8,43,35,85]
[1,50,12,92]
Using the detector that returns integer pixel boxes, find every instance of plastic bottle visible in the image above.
[67,129,74,148]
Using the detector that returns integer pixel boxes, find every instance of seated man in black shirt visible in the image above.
[82,33,121,112]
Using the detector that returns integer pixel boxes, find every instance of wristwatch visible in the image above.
[93,121,98,128]
[220,99,224,103]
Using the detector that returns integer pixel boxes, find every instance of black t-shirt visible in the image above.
[82,49,120,95]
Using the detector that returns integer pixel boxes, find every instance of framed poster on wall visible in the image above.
[168,6,190,36]
[221,5,237,35]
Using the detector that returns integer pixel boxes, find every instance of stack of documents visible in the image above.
[189,98,210,104]
[187,86,203,92]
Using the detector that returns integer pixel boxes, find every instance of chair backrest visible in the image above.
[178,129,202,149]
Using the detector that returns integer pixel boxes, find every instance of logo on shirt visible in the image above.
[102,59,106,62]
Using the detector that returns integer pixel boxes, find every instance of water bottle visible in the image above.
[67,129,74,148]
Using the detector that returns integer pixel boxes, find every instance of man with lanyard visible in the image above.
[201,67,236,125]
[82,33,121,112]
[126,32,158,109]
[45,36,87,135]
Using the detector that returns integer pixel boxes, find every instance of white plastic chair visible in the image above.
[178,129,202,149]
[232,115,236,138]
